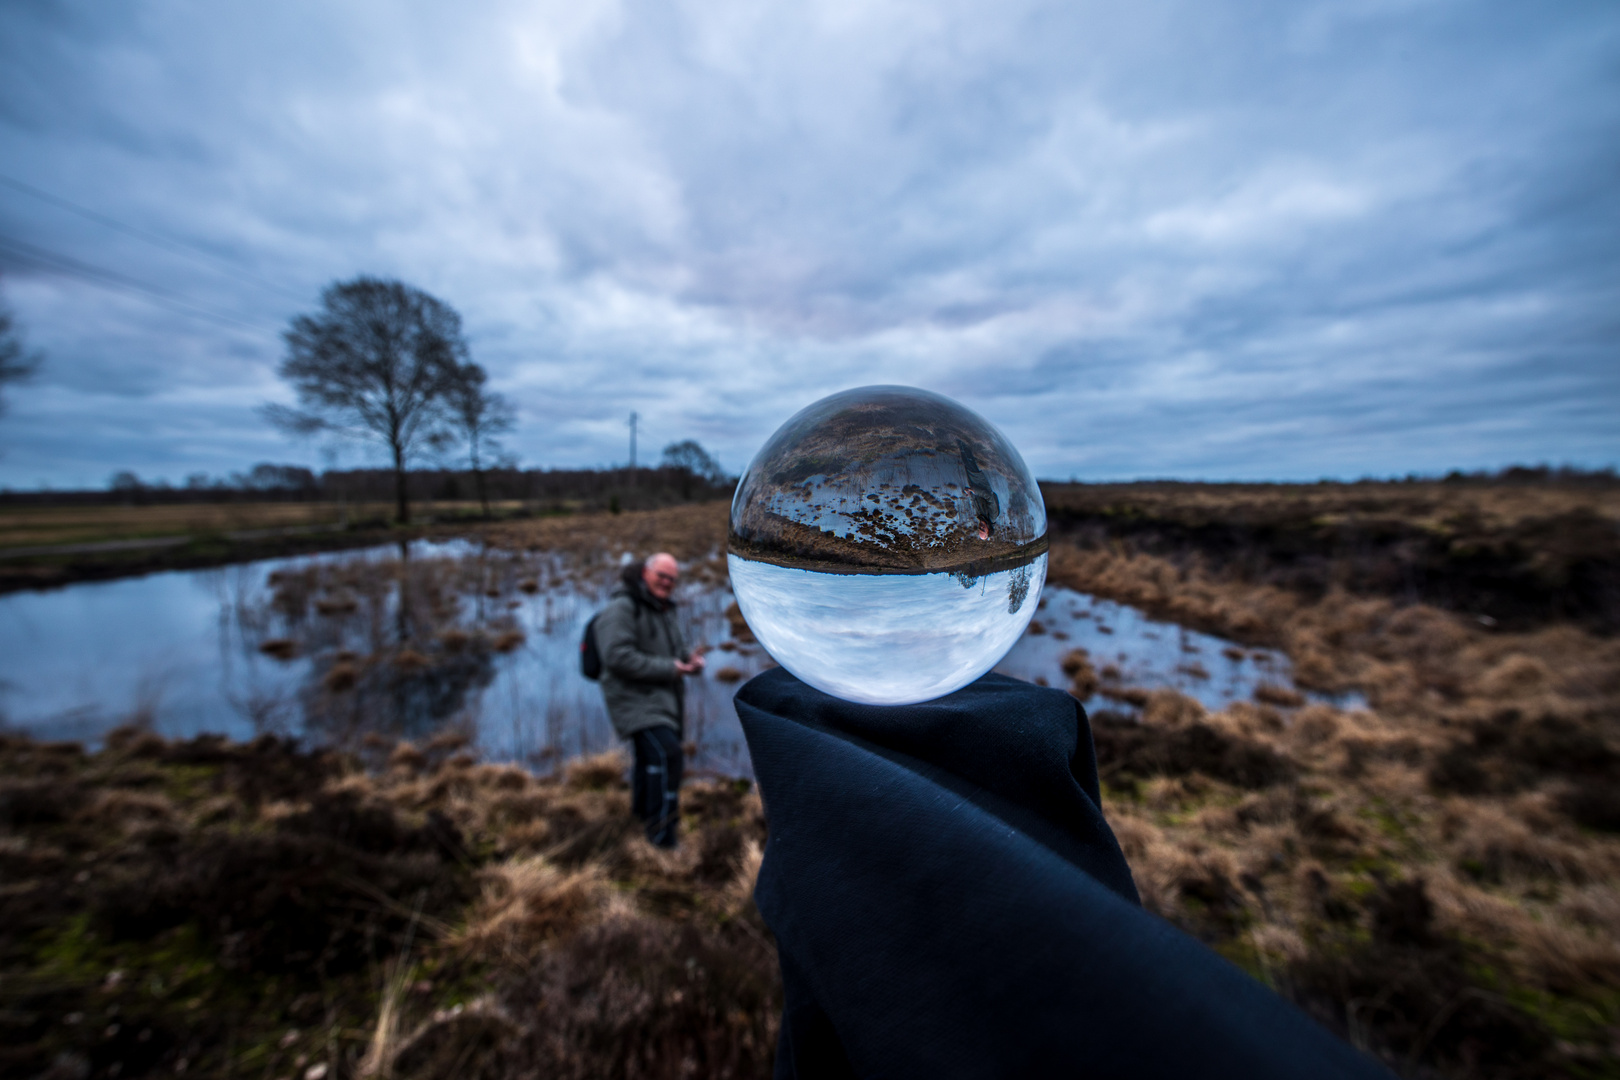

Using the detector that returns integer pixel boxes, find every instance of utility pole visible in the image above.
[627,411,638,474]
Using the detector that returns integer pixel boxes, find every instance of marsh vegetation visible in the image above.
[0,730,774,1079]
[1043,477,1620,1076]
[2,480,1618,1078]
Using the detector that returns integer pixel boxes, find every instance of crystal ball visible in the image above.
[728,385,1047,705]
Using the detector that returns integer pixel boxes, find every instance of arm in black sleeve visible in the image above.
[734,668,1396,1080]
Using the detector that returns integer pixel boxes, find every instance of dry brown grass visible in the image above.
[348,741,777,1079]
[454,859,617,964]
[489,629,526,654]
[1052,534,1620,1075]
[1043,478,1620,637]
[482,502,732,584]
[0,501,393,549]
[1,729,776,1080]
[258,637,299,660]
[0,499,564,552]
[1044,478,1620,534]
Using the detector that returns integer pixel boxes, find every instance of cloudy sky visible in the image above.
[0,0,1615,488]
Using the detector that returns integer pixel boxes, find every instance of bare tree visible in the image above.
[265,277,466,524]
[661,439,725,482]
[447,362,516,517]
[661,439,726,500]
[0,295,42,418]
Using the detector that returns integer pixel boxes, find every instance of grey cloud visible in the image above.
[0,0,1615,487]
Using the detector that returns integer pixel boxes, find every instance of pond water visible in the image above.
[0,543,1356,776]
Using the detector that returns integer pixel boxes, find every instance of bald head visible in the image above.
[642,552,680,600]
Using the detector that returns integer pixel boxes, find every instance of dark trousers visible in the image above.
[630,725,683,848]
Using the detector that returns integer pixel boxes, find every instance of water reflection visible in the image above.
[0,541,771,775]
[994,592,1362,713]
[0,542,1355,776]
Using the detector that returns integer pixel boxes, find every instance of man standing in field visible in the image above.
[596,553,705,848]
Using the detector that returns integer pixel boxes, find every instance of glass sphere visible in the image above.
[728,385,1047,705]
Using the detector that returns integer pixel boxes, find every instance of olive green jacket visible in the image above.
[596,581,689,738]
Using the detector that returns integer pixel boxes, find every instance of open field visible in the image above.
[1043,478,1620,633]
[0,501,539,596]
[0,501,520,551]
[0,502,368,549]
[481,501,732,567]
[0,463,735,570]
[1045,477,1620,533]
[3,480,1618,1077]
[0,496,727,595]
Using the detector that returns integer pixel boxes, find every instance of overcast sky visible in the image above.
[0,0,1615,488]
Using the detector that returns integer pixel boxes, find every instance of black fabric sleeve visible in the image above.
[734,667,1395,1080]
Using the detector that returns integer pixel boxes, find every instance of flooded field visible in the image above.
[5,485,1617,1079]
[0,541,1346,775]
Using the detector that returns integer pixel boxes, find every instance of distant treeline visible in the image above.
[0,463,735,513]
[3,461,1612,509]
[1430,464,1618,487]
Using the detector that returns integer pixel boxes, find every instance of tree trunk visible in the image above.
[395,537,411,647]
[471,439,489,517]
[392,443,409,524]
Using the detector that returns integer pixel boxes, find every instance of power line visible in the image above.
[0,172,307,302]
[0,232,276,333]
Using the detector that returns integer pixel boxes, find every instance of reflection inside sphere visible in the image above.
[728,385,1047,705]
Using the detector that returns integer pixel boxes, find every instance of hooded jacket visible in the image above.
[596,564,689,738]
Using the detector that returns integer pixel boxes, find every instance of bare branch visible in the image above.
[446,361,518,515]
[0,294,43,419]
[259,402,332,436]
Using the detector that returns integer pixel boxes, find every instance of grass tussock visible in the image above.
[0,731,776,1080]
